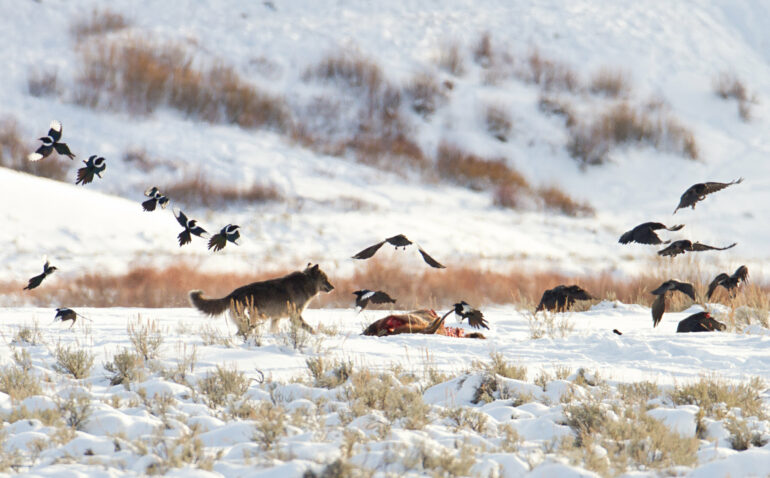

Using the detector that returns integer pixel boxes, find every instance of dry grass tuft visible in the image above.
[0,117,69,181]
[436,142,530,192]
[436,42,465,76]
[404,72,449,118]
[76,36,291,131]
[300,51,425,171]
[713,72,756,122]
[669,375,765,419]
[538,185,595,217]
[589,68,631,97]
[52,343,95,379]
[523,49,580,92]
[70,8,131,41]
[538,95,577,127]
[344,369,429,429]
[164,173,283,208]
[567,101,698,165]
[27,68,60,98]
[484,104,513,142]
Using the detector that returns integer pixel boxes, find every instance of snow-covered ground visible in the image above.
[0,303,769,477]
[2,0,769,282]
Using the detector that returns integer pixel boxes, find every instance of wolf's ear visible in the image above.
[310,264,319,272]
[305,262,312,271]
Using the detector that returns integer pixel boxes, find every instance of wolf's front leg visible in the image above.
[293,315,316,334]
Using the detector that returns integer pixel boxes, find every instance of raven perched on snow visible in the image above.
[673,178,743,214]
[618,222,684,245]
[676,311,726,333]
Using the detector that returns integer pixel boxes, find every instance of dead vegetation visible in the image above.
[75,36,291,131]
[713,72,756,121]
[437,142,594,216]
[3,258,767,312]
[567,101,698,165]
[164,173,283,208]
[70,8,131,42]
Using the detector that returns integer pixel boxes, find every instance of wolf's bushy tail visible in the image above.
[189,290,231,316]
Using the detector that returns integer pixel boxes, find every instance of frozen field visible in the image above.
[0,303,768,476]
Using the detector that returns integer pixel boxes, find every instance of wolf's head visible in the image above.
[305,263,334,293]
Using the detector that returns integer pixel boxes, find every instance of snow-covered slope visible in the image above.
[1,0,769,283]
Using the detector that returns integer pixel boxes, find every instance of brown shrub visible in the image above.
[70,8,131,41]
[404,72,448,118]
[2,260,768,310]
[0,117,69,181]
[75,36,291,131]
[713,72,755,122]
[437,42,465,76]
[484,104,513,142]
[164,174,283,208]
[300,51,424,170]
[9,264,293,308]
[472,33,494,67]
[537,95,577,127]
[436,142,529,192]
[567,102,698,165]
[27,68,60,97]
[537,185,595,217]
[524,49,579,92]
[589,68,631,97]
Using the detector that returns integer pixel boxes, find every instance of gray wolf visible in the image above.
[189,264,334,333]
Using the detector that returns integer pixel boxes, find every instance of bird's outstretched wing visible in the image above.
[142,198,157,212]
[48,120,62,143]
[672,281,696,301]
[691,242,736,252]
[53,142,75,159]
[76,165,94,185]
[369,291,396,304]
[464,309,488,329]
[144,186,159,197]
[208,233,227,252]
[651,293,665,328]
[28,144,52,161]
[418,248,445,268]
[173,208,189,228]
[700,179,743,197]
[707,274,729,299]
[177,230,192,247]
[352,240,386,260]
[732,265,749,282]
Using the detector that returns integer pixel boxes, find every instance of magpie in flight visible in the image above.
[618,222,683,245]
[75,155,106,185]
[24,260,57,290]
[173,208,208,246]
[650,280,696,328]
[208,224,241,252]
[353,289,397,311]
[28,120,75,161]
[142,186,170,212]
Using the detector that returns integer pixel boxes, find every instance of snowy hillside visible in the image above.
[2,0,769,285]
